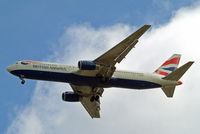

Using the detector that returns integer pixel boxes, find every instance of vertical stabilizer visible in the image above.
[154,54,181,76]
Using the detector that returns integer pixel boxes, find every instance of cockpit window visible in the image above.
[21,62,29,65]
[20,61,41,65]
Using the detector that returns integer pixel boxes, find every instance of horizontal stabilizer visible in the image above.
[162,86,176,97]
[163,61,194,81]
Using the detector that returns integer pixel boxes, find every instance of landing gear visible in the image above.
[90,95,100,102]
[90,96,95,102]
[21,80,25,84]
[95,95,99,101]
[19,75,25,85]
[89,87,103,102]
[101,77,109,83]
[96,74,109,83]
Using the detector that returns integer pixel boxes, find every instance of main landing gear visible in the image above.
[90,87,103,102]
[19,76,25,85]
[90,95,100,102]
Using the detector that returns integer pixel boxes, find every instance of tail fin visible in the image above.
[154,54,181,76]
[162,61,194,97]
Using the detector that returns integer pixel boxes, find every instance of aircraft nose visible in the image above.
[7,66,12,72]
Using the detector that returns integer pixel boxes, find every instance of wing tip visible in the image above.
[138,24,151,34]
[144,24,151,28]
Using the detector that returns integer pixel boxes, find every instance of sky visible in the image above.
[1,0,200,133]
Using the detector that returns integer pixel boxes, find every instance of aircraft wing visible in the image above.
[70,84,104,118]
[94,25,151,66]
[93,25,151,79]
[70,25,150,117]
[80,95,100,118]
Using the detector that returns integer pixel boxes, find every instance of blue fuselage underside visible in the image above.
[11,70,161,89]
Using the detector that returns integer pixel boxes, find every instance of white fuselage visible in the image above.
[7,61,180,89]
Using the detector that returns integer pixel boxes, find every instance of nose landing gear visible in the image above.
[21,80,25,84]
[19,75,25,85]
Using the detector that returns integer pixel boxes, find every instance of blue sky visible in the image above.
[0,0,198,133]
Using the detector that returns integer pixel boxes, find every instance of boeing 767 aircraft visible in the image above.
[7,25,194,118]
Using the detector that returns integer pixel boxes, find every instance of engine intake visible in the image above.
[78,61,98,70]
[62,92,80,102]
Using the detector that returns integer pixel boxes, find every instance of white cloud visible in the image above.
[7,4,200,134]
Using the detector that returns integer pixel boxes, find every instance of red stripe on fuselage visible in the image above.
[21,61,41,63]
[162,57,180,66]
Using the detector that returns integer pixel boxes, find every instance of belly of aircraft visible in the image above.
[11,70,161,89]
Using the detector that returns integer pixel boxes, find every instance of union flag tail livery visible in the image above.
[7,25,194,118]
[154,54,181,76]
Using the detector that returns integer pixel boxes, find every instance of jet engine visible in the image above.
[62,91,81,102]
[78,61,99,70]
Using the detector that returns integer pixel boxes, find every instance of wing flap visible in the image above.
[115,40,138,63]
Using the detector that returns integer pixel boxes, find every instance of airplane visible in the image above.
[7,25,194,118]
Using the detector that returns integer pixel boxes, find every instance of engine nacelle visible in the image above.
[62,92,80,102]
[78,61,98,70]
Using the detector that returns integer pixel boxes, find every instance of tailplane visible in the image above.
[161,61,194,97]
[161,86,176,97]
[162,61,194,81]
[154,54,181,76]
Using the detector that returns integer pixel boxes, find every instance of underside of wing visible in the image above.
[74,25,151,82]
[63,25,151,118]
[94,25,151,66]
[81,96,101,118]
[91,25,151,80]
[70,84,104,118]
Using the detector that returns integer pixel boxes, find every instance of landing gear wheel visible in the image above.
[90,96,100,102]
[95,95,99,101]
[101,77,109,83]
[21,80,25,84]
[19,75,25,85]
[90,96,95,102]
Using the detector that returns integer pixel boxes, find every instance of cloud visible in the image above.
[7,4,200,134]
